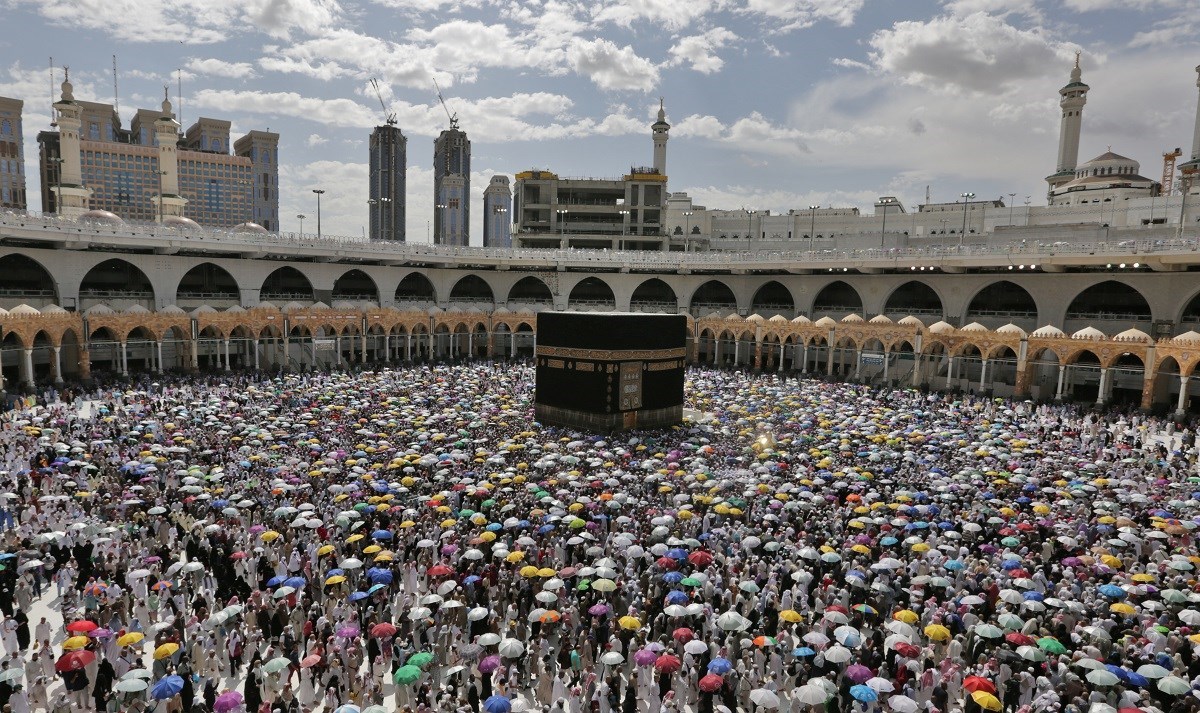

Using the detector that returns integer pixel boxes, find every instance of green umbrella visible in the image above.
[262,657,292,674]
[1001,537,1021,547]
[680,577,702,587]
[408,652,434,668]
[576,580,591,591]
[393,665,422,685]
[1036,637,1068,655]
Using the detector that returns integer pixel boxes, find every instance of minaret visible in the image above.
[1179,64,1200,194]
[153,87,187,221]
[50,68,92,217]
[1046,53,1089,192]
[652,98,669,178]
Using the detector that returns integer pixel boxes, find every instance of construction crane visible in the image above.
[369,78,396,126]
[1162,148,1182,195]
[433,78,459,130]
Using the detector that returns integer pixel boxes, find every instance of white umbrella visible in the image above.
[498,639,525,658]
[822,645,852,664]
[1086,669,1120,686]
[684,640,708,655]
[748,689,779,709]
[791,685,829,705]
[888,695,919,713]
[1157,675,1191,695]
[1136,663,1172,679]
[339,558,364,570]
[467,607,489,622]
[599,651,624,666]
[1178,610,1200,626]
[866,677,895,693]
[478,633,501,646]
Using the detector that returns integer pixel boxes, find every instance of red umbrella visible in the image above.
[427,565,453,577]
[1005,632,1035,646]
[688,551,714,567]
[654,654,682,673]
[56,650,96,672]
[230,552,246,560]
[963,676,996,694]
[66,620,98,635]
[300,654,322,668]
[672,627,694,643]
[699,674,724,693]
[370,623,398,638]
[655,557,677,569]
[893,642,921,658]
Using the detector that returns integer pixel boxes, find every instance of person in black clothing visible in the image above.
[92,658,114,712]
[13,610,28,652]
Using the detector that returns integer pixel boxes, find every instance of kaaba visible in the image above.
[535,312,687,431]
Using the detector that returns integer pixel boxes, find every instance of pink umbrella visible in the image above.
[846,664,873,683]
[633,648,658,666]
[213,691,244,713]
[588,604,610,616]
[336,626,360,638]
[479,655,502,673]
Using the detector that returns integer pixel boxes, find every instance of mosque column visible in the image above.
[51,346,63,385]
[253,340,260,371]
[979,359,989,391]
[753,340,762,370]
[801,344,809,373]
[189,339,199,371]
[383,334,391,362]
[20,349,34,388]
[777,345,784,372]
[826,344,834,375]
[155,341,163,373]
[78,347,91,382]
[1055,365,1067,400]
[882,348,890,383]
[1096,368,1110,405]
[468,331,475,359]
[223,339,231,371]
[945,355,955,389]
[855,348,863,379]
[487,331,495,359]
[712,338,719,365]
[913,352,923,387]
[119,342,128,376]
[1014,339,1030,397]
[405,334,412,361]
[361,332,368,363]
[1177,375,1191,417]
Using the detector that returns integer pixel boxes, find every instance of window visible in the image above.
[0,119,9,136]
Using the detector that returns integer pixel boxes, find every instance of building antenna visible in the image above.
[49,57,56,126]
[432,78,459,130]
[177,69,183,126]
[112,55,120,118]
[925,185,931,206]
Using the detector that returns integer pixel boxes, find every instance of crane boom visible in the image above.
[1163,148,1182,196]
[369,78,396,126]
[432,78,459,129]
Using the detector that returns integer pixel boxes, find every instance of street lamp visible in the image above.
[959,192,975,246]
[682,210,694,240]
[808,205,819,251]
[435,203,447,244]
[746,209,757,250]
[297,214,306,236]
[1008,193,1017,227]
[312,189,325,240]
[492,206,508,247]
[557,208,569,238]
[879,197,896,248]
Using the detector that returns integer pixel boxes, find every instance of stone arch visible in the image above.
[332,269,380,306]
[79,258,156,310]
[507,276,553,306]
[395,272,437,305]
[883,281,944,320]
[965,280,1039,327]
[1064,280,1151,323]
[568,277,616,309]
[750,280,795,317]
[0,253,59,308]
[630,278,677,312]
[449,274,495,305]
[688,279,738,314]
[176,262,241,307]
[261,266,315,304]
[811,281,862,317]
[1107,352,1146,406]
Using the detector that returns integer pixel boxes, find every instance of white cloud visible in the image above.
[306,133,328,147]
[743,0,865,30]
[942,0,1040,18]
[591,0,723,31]
[1062,0,1183,10]
[192,89,379,129]
[567,38,660,92]
[669,28,739,74]
[866,12,1080,93]
[185,58,258,80]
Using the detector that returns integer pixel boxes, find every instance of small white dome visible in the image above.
[493,306,510,314]
[255,301,277,310]
[225,305,246,313]
[84,304,114,316]
[123,304,150,314]
[745,314,765,322]
[9,303,39,316]
[160,305,185,314]
[1113,328,1150,342]
[841,313,864,323]
[233,222,268,234]
[995,323,1027,337]
[704,312,723,320]
[814,316,837,328]
[310,301,331,310]
[79,209,124,224]
[768,314,788,323]
[41,304,68,314]
[1031,325,1066,338]
[191,305,216,315]
[928,321,955,334]
[868,315,893,324]
[724,313,743,321]
[1071,326,1107,340]
[791,315,812,324]
[282,301,306,313]
[1172,330,1200,343]
[162,215,201,230]
[897,316,924,327]
[331,301,358,310]
[960,322,987,332]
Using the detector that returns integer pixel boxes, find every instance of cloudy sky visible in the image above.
[1,0,1197,242]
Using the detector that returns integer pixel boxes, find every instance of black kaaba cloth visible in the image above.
[535,312,686,431]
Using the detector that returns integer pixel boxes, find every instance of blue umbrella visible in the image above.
[326,568,346,578]
[792,647,815,657]
[348,591,369,602]
[880,537,898,546]
[1124,671,1150,688]
[266,576,285,587]
[463,575,482,585]
[367,583,388,594]
[944,560,965,571]
[662,572,684,584]
[666,548,688,560]
[538,524,555,534]
[1023,592,1043,601]
[367,568,394,585]
[665,591,688,604]
[151,675,184,700]
[486,523,502,531]
[850,685,877,703]
[372,530,392,540]
[284,577,306,589]
[1097,584,1126,599]
[483,695,513,713]
[707,657,733,674]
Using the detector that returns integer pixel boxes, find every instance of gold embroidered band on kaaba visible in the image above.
[535,346,687,360]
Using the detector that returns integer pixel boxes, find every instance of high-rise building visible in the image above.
[234,130,280,231]
[1046,54,1089,194]
[482,175,512,248]
[433,125,470,246]
[1179,64,1200,194]
[36,73,274,227]
[369,124,406,241]
[0,97,26,211]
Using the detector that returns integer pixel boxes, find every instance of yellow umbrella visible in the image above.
[779,610,802,623]
[363,545,382,554]
[63,636,89,651]
[519,565,539,577]
[118,632,145,647]
[537,567,557,577]
[894,610,919,624]
[399,520,415,529]
[924,624,951,641]
[325,575,347,586]
[911,543,930,553]
[1131,573,1155,583]
[971,691,1002,711]
[506,551,526,563]
[374,553,394,562]
[154,643,180,660]
[317,545,335,556]
[1109,602,1137,616]
[850,544,871,554]
[260,530,281,542]
[618,616,641,631]
[480,531,497,543]
[347,534,364,543]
